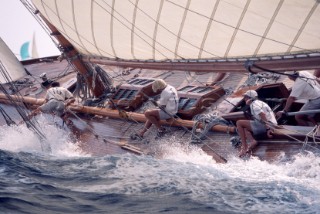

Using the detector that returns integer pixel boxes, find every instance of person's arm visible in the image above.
[65,97,75,106]
[63,88,75,106]
[283,96,296,112]
[276,96,296,118]
[259,112,268,124]
[313,69,320,84]
[259,112,278,138]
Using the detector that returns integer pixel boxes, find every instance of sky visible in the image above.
[0,0,60,60]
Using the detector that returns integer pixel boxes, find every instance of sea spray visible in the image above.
[0,114,87,157]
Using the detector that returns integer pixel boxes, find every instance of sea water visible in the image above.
[0,117,319,214]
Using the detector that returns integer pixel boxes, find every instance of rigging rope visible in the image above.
[0,61,48,148]
[0,106,16,126]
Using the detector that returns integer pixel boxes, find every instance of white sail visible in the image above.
[31,32,39,59]
[0,38,27,83]
[31,0,320,61]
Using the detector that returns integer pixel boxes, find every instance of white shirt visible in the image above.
[45,87,73,102]
[250,100,277,124]
[157,85,179,115]
[290,70,320,100]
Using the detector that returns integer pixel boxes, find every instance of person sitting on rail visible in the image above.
[276,70,320,126]
[237,90,278,157]
[135,79,179,138]
[26,81,75,125]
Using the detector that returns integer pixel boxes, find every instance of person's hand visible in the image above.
[65,98,75,107]
[276,111,287,119]
[267,128,274,138]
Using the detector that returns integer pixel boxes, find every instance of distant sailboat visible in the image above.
[20,32,39,60]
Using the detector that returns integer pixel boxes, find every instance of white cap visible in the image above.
[152,79,167,92]
[243,90,258,99]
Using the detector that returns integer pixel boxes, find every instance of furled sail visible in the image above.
[31,0,320,70]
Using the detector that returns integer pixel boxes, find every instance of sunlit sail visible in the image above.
[31,0,320,61]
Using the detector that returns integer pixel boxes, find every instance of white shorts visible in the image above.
[250,120,267,138]
[157,109,173,120]
[300,97,320,117]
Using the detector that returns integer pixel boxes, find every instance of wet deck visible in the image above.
[0,57,319,163]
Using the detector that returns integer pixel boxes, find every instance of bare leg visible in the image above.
[236,120,253,157]
[246,131,257,152]
[138,109,162,137]
[144,109,162,130]
[139,120,152,137]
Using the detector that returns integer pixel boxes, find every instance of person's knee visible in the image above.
[145,110,152,117]
[145,110,158,120]
[236,120,245,127]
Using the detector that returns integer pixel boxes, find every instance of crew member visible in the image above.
[276,70,320,126]
[237,90,278,157]
[27,81,75,125]
[136,79,178,138]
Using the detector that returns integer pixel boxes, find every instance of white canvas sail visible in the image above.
[0,38,27,83]
[31,32,39,59]
[31,0,320,62]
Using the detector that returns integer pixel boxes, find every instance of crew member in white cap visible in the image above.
[136,79,178,138]
[237,90,277,157]
[26,81,75,125]
[276,70,320,126]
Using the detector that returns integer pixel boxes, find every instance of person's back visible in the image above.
[291,70,320,100]
[158,85,179,116]
[250,100,277,125]
[46,86,73,102]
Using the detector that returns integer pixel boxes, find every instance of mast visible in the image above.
[37,13,105,97]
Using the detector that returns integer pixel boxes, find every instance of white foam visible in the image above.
[0,115,88,158]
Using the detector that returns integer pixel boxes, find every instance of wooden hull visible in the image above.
[1,59,319,163]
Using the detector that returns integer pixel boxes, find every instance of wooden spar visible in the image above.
[82,55,320,73]
[70,105,235,133]
[0,94,235,134]
[37,14,105,97]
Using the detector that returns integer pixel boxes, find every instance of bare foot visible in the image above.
[130,133,143,140]
[238,146,248,157]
